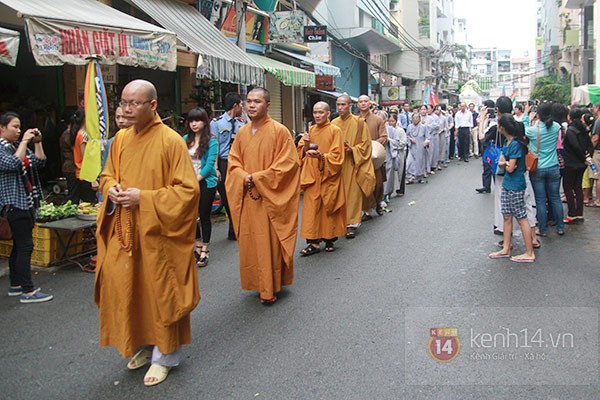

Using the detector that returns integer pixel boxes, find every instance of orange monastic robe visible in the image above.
[95,114,200,358]
[362,111,388,209]
[226,116,300,300]
[297,121,346,240]
[332,114,375,225]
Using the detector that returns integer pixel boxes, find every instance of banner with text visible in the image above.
[0,28,20,67]
[24,17,177,71]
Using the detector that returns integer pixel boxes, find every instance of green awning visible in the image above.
[249,54,315,88]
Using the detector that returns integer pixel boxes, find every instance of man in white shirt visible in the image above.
[454,102,473,162]
[513,104,524,121]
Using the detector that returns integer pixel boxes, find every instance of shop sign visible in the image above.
[99,64,117,84]
[381,86,406,105]
[25,17,177,71]
[267,11,304,44]
[315,75,333,90]
[221,8,267,44]
[304,25,327,42]
[0,31,19,67]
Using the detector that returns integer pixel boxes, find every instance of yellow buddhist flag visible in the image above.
[80,59,108,182]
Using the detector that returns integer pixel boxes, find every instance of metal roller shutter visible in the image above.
[266,73,283,123]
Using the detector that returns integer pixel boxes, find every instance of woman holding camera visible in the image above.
[0,112,53,303]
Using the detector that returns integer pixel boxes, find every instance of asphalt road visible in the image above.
[1,160,599,399]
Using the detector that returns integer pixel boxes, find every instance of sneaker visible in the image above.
[20,290,53,304]
[8,287,39,297]
[8,286,22,297]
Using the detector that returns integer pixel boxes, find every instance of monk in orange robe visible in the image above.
[96,80,200,387]
[226,87,300,305]
[332,95,375,239]
[357,94,388,215]
[297,102,346,255]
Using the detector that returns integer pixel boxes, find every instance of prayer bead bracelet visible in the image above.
[247,182,261,201]
[116,205,133,252]
[317,152,325,174]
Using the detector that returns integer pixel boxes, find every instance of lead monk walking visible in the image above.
[96,79,200,387]
[226,87,300,305]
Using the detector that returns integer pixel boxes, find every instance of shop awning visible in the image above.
[249,54,315,87]
[0,26,19,66]
[0,0,177,71]
[129,0,264,86]
[275,49,341,77]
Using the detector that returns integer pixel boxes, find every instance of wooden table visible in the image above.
[38,217,97,270]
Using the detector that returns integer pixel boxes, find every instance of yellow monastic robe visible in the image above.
[226,116,300,300]
[95,114,200,358]
[362,111,388,209]
[297,121,346,240]
[331,114,375,225]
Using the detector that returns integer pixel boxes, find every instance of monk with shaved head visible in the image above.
[226,87,300,305]
[331,94,375,238]
[96,79,200,387]
[357,94,388,216]
[297,101,346,255]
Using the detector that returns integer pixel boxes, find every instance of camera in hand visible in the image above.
[33,129,40,136]
[308,143,318,151]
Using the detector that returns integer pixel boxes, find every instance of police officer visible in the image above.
[210,92,244,240]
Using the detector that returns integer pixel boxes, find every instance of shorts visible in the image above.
[501,188,527,220]
[582,167,593,188]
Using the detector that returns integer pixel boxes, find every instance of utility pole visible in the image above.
[235,0,248,97]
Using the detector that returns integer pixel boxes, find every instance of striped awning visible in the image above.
[249,54,315,87]
[129,0,264,86]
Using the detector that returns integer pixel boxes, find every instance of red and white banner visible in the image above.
[0,27,20,67]
[24,18,177,71]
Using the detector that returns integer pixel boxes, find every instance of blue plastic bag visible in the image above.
[483,141,502,175]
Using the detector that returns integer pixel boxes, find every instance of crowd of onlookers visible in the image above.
[369,96,599,263]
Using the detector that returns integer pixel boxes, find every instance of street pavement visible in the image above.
[1,160,599,399]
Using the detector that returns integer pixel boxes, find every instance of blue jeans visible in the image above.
[529,165,564,233]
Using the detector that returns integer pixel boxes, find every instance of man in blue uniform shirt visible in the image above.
[398,102,411,131]
[210,92,245,240]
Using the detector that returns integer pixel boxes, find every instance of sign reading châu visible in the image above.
[304,25,327,42]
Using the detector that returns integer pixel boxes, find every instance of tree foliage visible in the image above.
[530,74,571,104]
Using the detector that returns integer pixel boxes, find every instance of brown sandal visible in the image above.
[260,296,277,305]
